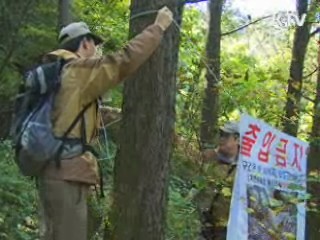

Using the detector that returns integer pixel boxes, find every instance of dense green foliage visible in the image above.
[0,140,202,239]
[0,141,37,240]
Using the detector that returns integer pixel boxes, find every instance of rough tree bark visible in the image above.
[282,0,310,136]
[0,0,36,139]
[111,0,182,239]
[58,0,72,29]
[200,0,224,148]
[306,35,320,240]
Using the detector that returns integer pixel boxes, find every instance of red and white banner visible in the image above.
[227,114,308,240]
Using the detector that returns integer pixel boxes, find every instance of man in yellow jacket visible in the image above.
[38,6,173,240]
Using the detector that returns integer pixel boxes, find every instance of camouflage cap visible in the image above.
[220,121,239,134]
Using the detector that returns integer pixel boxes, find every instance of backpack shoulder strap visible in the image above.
[62,101,94,139]
[54,101,94,168]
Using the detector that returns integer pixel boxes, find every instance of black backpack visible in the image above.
[11,59,92,176]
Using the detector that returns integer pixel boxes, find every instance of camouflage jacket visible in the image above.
[195,153,237,228]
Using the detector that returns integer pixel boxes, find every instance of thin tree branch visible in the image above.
[310,27,320,38]
[182,0,208,4]
[302,92,316,103]
[303,67,319,79]
[221,15,272,37]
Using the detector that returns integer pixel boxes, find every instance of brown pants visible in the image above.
[199,210,227,240]
[38,178,89,240]
[200,225,227,240]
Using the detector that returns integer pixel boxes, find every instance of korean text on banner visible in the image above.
[227,114,308,240]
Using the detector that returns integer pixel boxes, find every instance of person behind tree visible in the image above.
[195,121,240,240]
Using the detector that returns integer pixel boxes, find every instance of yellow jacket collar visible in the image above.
[47,49,79,60]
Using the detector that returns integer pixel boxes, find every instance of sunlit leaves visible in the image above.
[75,0,130,52]
[221,186,232,197]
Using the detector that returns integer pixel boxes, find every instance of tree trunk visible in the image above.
[111,1,182,239]
[200,0,224,149]
[0,100,13,139]
[0,0,35,139]
[282,0,310,136]
[58,0,72,29]
[306,35,320,240]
